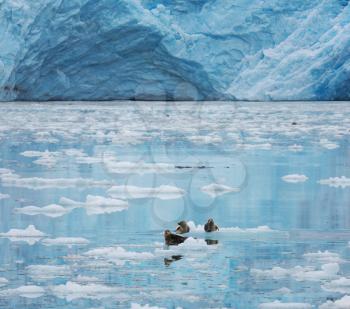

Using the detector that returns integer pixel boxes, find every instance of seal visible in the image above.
[204,218,219,232]
[164,229,187,245]
[175,220,190,234]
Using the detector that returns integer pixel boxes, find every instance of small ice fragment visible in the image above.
[281,174,308,183]
[318,176,350,188]
[107,185,185,200]
[14,204,70,217]
[201,183,240,197]
[0,193,10,200]
[42,237,89,247]
[0,285,45,298]
[259,300,312,309]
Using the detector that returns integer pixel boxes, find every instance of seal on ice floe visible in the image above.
[204,218,219,232]
[164,229,187,246]
[175,220,190,234]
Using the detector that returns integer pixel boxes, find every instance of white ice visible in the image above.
[0,193,10,200]
[0,277,8,287]
[84,246,154,265]
[322,277,350,293]
[0,225,46,245]
[200,183,240,197]
[303,251,344,264]
[107,185,185,200]
[319,295,350,309]
[0,285,45,298]
[259,301,312,309]
[26,265,71,281]
[59,195,128,215]
[50,281,126,301]
[42,237,89,247]
[14,204,70,217]
[318,176,350,188]
[281,174,308,183]
[251,263,339,282]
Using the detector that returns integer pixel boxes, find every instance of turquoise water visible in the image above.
[0,102,350,308]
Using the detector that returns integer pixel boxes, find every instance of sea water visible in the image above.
[0,102,349,308]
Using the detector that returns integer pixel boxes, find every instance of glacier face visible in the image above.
[0,0,349,101]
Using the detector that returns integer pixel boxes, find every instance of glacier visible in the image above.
[0,0,349,101]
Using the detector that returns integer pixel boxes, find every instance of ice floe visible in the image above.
[322,277,350,293]
[0,277,8,287]
[59,195,128,215]
[0,170,114,189]
[14,204,70,217]
[318,176,350,188]
[50,281,126,301]
[281,174,308,183]
[187,221,279,234]
[200,183,240,197]
[107,185,185,200]
[303,251,344,264]
[21,150,60,167]
[288,144,303,152]
[131,304,166,309]
[26,265,71,281]
[320,139,339,150]
[0,225,46,245]
[104,160,176,174]
[0,193,10,200]
[251,263,339,281]
[84,246,154,265]
[319,295,350,309]
[0,285,45,298]
[259,301,312,309]
[42,237,89,247]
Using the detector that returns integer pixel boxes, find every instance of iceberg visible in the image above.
[0,0,349,101]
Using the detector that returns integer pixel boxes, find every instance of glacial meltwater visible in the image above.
[0,102,350,309]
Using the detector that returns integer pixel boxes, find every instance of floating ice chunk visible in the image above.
[14,204,70,217]
[259,300,312,309]
[252,263,339,282]
[0,193,10,200]
[63,149,87,157]
[0,170,114,189]
[318,176,350,188]
[0,285,45,298]
[275,287,292,294]
[73,275,100,283]
[104,160,176,174]
[107,185,185,200]
[0,225,46,245]
[42,237,89,247]
[237,143,272,150]
[0,277,8,287]
[322,277,350,293]
[187,221,277,234]
[319,295,350,309]
[201,183,240,197]
[26,265,71,281]
[303,251,344,264]
[21,150,60,167]
[84,246,154,265]
[281,174,308,183]
[59,195,128,215]
[288,144,303,152]
[320,139,339,150]
[0,168,12,175]
[131,304,167,309]
[50,281,126,301]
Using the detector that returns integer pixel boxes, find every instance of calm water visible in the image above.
[0,102,350,309]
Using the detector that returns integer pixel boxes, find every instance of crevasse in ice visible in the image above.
[0,0,349,101]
